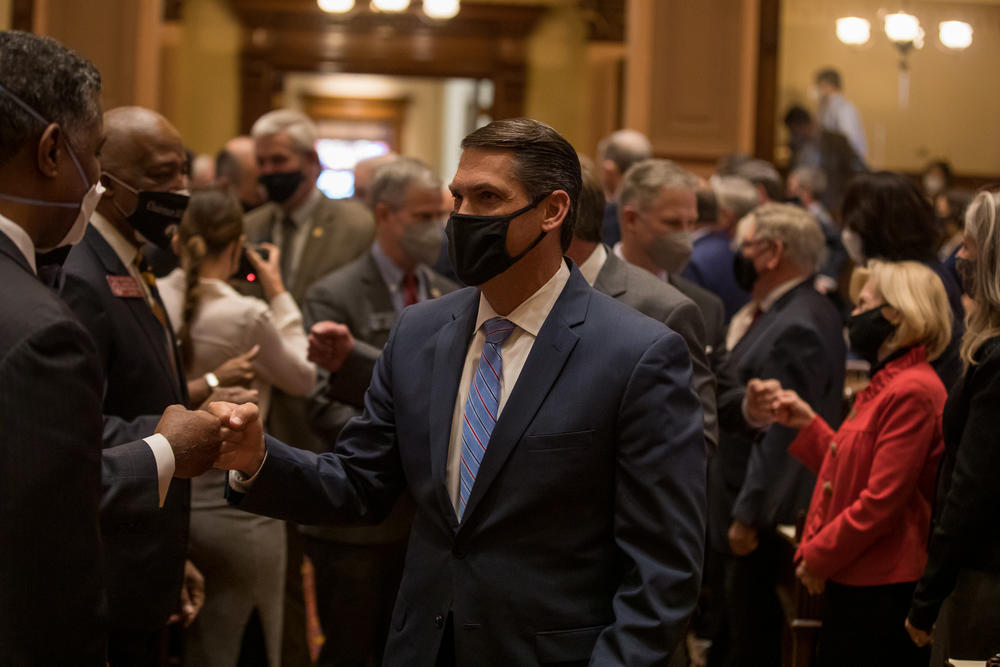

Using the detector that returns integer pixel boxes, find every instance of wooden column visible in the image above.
[625,0,762,174]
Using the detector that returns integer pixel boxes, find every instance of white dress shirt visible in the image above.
[90,213,176,505]
[445,261,571,514]
[819,92,867,160]
[725,277,806,352]
[0,212,37,274]
[272,187,323,286]
[577,243,608,286]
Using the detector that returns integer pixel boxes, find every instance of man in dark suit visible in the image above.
[301,157,458,666]
[214,118,707,666]
[595,129,652,247]
[566,158,716,455]
[61,105,208,666]
[707,203,846,667]
[0,33,221,666]
[615,158,729,383]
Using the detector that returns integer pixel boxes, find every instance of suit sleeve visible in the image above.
[0,320,106,661]
[663,299,718,454]
[909,361,1000,631]
[228,308,409,525]
[731,323,827,526]
[590,330,707,665]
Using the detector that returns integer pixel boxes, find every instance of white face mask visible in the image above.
[0,82,100,252]
[841,227,866,265]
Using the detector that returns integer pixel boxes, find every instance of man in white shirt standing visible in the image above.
[816,67,868,161]
[214,118,707,667]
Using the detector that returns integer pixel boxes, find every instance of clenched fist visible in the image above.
[155,405,222,478]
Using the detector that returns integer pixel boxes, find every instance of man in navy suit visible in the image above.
[707,203,846,667]
[215,118,707,666]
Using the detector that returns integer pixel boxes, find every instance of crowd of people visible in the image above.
[1,28,998,667]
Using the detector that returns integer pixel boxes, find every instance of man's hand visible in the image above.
[212,345,260,387]
[728,520,759,556]
[155,405,222,478]
[197,386,259,412]
[246,242,285,301]
[207,401,266,478]
[795,560,826,595]
[169,560,205,628]
[904,618,933,647]
[745,378,783,426]
[308,321,355,373]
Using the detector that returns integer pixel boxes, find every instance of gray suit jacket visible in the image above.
[242,192,374,451]
[301,250,458,543]
[595,250,718,453]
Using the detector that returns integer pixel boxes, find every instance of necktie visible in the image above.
[280,215,297,283]
[402,271,418,307]
[134,251,169,331]
[458,317,515,519]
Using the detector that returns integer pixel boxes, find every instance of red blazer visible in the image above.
[790,346,946,586]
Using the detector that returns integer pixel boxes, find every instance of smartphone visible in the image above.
[237,245,270,283]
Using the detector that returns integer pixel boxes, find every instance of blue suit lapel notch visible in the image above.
[458,267,589,529]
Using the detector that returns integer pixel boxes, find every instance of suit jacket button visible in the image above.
[829,441,838,456]
[822,481,833,495]
[434,615,445,629]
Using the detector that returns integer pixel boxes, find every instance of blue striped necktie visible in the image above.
[458,317,515,519]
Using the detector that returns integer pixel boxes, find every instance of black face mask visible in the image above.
[847,306,897,367]
[956,257,976,297]
[445,193,550,286]
[259,171,304,204]
[732,251,758,292]
[129,190,189,250]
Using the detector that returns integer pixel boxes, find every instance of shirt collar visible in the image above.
[90,211,141,269]
[370,240,406,293]
[612,241,668,281]
[475,261,571,338]
[758,276,808,312]
[0,211,37,274]
[289,187,323,227]
[578,243,608,286]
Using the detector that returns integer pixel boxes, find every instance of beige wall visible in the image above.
[0,0,11,30]
[283,73,447,176]
[780,0,1000,175]
[162,0,242,155]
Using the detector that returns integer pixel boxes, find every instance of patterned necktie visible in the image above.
[458,317,515,519]
[134,251,169,331]
[402,271,418,308]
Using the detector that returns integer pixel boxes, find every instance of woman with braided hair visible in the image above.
[159,187,316,667]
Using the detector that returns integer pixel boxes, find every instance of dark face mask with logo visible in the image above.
[847,306,897,367]
[105,173,189,249]
[259,171,304,204]
[446,192,550,286]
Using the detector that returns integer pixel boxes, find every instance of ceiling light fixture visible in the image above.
[318,0,355,12]
[835,17,871,46]
[939,20,973,50]
[423,0,460,20]
[371,0,410,12]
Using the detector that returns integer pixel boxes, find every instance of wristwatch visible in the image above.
[204,372,220,389]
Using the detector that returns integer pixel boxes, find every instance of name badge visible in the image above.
[106,275,144,298]
[368,311,396,333]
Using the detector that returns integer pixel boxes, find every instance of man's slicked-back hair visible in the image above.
[461,118,581,251]
[0,31,102,166]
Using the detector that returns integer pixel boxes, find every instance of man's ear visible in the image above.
[766,239,784,270]
[35,123,62,178]
[620,204,639,234]
[540,190,570,232]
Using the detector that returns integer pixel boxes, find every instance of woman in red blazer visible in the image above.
[746,259,952,667]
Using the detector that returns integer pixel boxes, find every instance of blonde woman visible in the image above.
[906,190,1000,664]
[159,189,315,667]
[746,260,951,667]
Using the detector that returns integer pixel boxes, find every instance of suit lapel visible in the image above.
[592,247,627,298]
[85,228,182,399]
[458,268,588,528]
[291,199,333,300]
[429,289,479,532]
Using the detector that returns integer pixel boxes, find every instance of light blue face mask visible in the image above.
[0,82,104,250]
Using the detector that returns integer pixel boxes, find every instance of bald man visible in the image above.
[61,106,203,666]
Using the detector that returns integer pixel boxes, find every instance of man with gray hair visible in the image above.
[617,158,728,377]
[300,156,457,666]
[708,203,845,666]
[596,128,652,246]
[243,108,375,665]
[682,176,760,321]
[787,165,848,289]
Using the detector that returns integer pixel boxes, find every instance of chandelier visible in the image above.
[317,0,461,20]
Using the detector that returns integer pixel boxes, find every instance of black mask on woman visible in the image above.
[259,171,304,204]
[955,257,976,297]
[732,252,758,292]
[445,193,550,286]
[847,306,897,367]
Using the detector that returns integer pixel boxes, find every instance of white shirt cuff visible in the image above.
[228,449,269,493]
[144,433,175,507]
